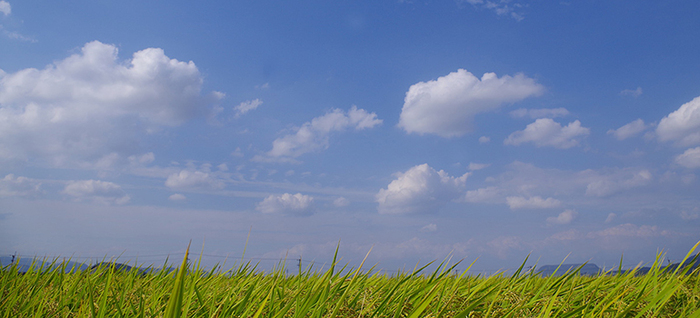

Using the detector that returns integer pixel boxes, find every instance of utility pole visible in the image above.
[297,256,302,276]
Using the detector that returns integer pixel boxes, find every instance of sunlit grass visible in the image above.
[1,241,699,317]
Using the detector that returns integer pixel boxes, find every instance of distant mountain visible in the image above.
[0,256,89,273]
[2,256,176,275]
[90,262,149,276]
[533,254,700,277]
[612,254,700,276]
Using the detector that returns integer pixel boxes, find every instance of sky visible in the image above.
[1,0,700,273]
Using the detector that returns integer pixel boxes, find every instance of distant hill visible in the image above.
[90,262,149,276]
[1,256,175,275]
[0,256,89,273]
[612,254,700,276]
[534,254,700,277]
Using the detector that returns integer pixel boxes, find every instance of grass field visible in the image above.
[2,242,700,318]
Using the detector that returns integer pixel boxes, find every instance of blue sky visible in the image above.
[1,0,700,272]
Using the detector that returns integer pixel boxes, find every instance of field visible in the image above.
[2,242,700,318]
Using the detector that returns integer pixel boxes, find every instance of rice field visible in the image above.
[2,242,700,318]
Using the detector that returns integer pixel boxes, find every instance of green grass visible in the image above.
[1,242,700,317]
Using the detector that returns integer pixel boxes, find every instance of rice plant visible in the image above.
[1,241,699,317]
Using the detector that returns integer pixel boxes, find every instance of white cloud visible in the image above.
[585,170,652,197]
[468,162,490,171]
[675,147,700,169]
[487,236,522,259]
[608,119,648,140]
[62,179,130,205]
[333,197,349,207]
[258,106,381,161]
[479,136,491,144]
[459,0,526,21]
[510,108,570,119]
[256,193,314,215]
[231,147,244,157]
[270,237,474,262]
[0,174,40,197]
[0,41,222,166]
[233,99,262,118]
[376,164,470,214]
[656,96,700,146]
[620,87,643,97]
[587,224,667,238]
[419,223,437,233]
[605,213,617,223]
[465,162,658,210]
[0,1,10,16]
[548,229,581,241]
[128,152,155,166]
[546,209,577,225]
[165,170,225,190]
[0,25,35,42]
[680,209,699,220]
[506,196,562,209]
[504,118,590,149]
[398,69,544,137]
[168,193,186,201]
[463,186,500,203]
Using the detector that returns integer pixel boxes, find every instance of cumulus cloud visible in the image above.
[464,162,658,209]
[168,193,186,201]
[608,119,648,140]
[165,169,225,190]
[128,152,155,166]
[231,147,244,157]
[487,236,522,259]
[459,0,526,21]
[605,213,617,223]
[256,193,314,215]
[333,197,349,207]
[0,41,222,166]
[586,224,667,238]
[420,223,438,233]
[0,1,10,16]
[546,209,577,225]
[510,108,570,119]
[479,136,491,144]
[504,118,590,149]
[585,170,652,197]
[463,186,500,203]
[680,209,699,220]
[256,106,381,162]
[675,147,700,169]
[0,174,40,197]
[398,69,544,137]
[233,99,262,118]
[620,87,643,98]
[506,196,562,210]
[656,96,700,146]
[548,229,581,241]
[376,164,470,214]
[62,179,130,205]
